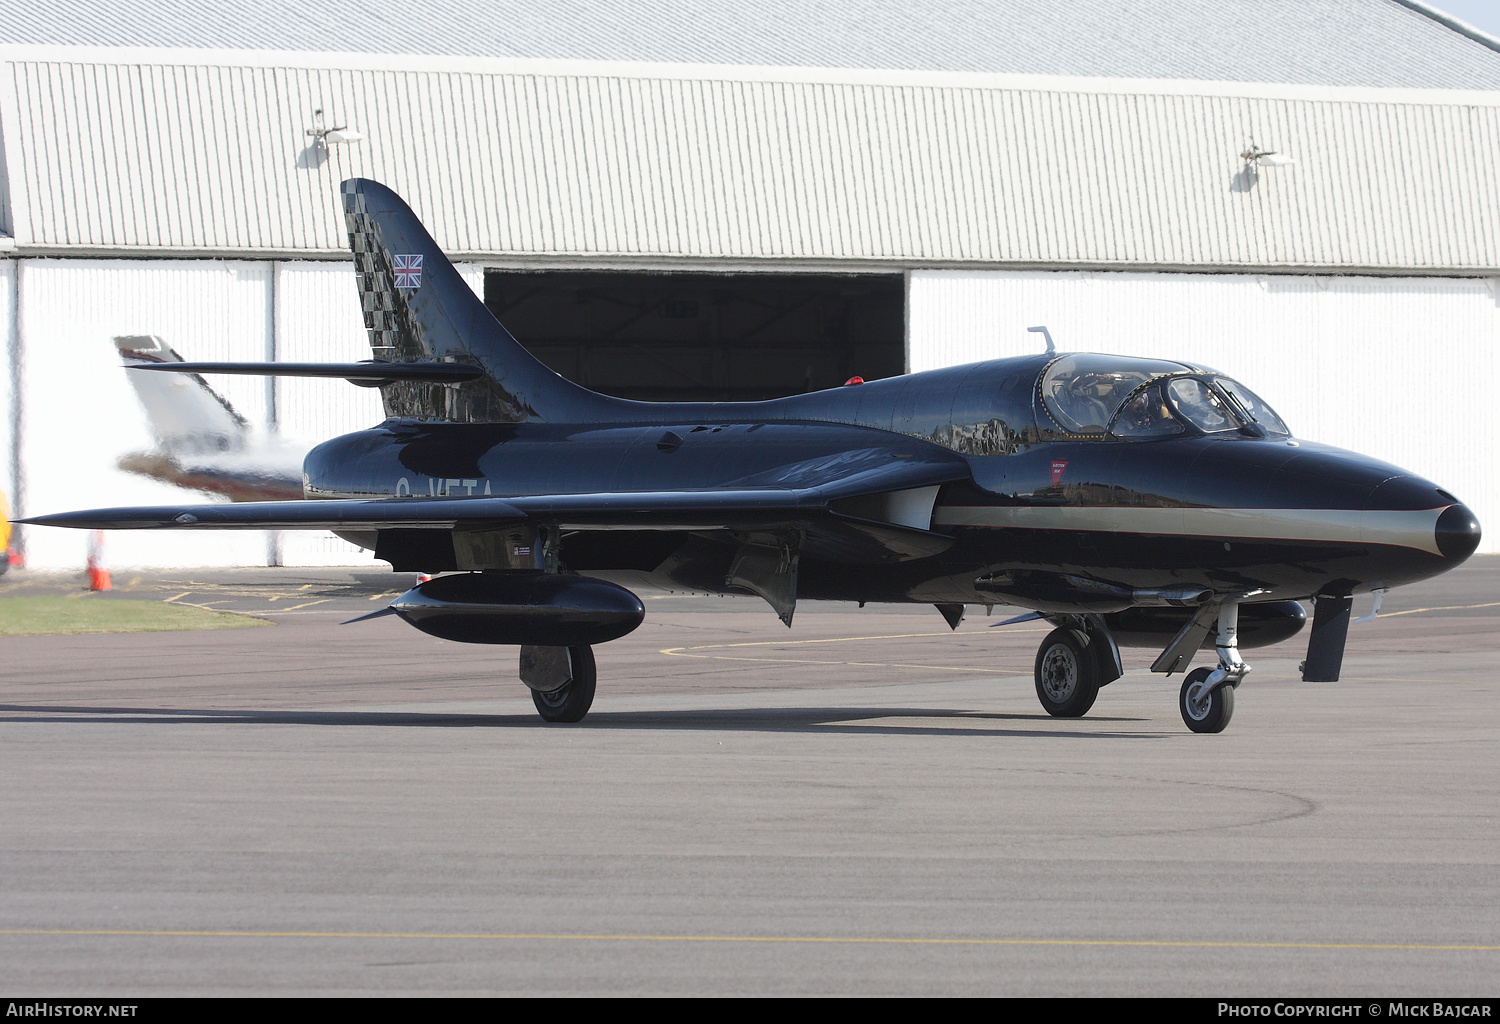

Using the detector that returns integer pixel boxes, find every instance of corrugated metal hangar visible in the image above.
[1,0,1498,567]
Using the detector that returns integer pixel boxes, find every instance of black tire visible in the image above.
[1179,666,1235,733]
[531,645,597,723]
[1033,628,1100,717]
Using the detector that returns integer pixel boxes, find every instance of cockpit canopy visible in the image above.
[1037,354,1290,440]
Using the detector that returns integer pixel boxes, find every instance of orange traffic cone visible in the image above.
[86,531,111,591]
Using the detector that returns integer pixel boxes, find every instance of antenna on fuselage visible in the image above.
[1028,325,1056,355]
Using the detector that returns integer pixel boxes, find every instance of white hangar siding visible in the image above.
[2,258,483,570]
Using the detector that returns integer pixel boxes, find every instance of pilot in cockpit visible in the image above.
[1113,385,1182,437]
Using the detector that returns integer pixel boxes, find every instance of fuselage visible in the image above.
[302,352,1481,610]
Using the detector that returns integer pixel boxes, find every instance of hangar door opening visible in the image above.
[483,272,905,402]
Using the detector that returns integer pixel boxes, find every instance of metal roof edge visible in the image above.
[1391,0,1500,55]
[464,257,1500,277]
[8,246,350,261]
[9,247,1498,278]
[1,43,1498,106]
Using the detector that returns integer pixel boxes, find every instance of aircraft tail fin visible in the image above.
[113,335,249,454]
[341,178,606,423]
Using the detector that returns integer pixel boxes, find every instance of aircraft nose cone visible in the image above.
[1436,504,1482,562]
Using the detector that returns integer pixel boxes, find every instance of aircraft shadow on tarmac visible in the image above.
[0,703,1154,739]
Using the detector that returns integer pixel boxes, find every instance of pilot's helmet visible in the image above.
[1067,372,1104,396]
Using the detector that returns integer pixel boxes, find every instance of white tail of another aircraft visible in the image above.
[113,335,305,502]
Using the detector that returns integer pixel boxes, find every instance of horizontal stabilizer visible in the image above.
[130,361,485,386]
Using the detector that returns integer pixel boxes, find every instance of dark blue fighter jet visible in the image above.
[22,180,1482,732]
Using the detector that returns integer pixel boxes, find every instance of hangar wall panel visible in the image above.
[910,269,1500,553]
[17,258,274,568]
[5,55,1500,272]
[271,261,380,567]
[7,257,494,570]
[1,261,14,524]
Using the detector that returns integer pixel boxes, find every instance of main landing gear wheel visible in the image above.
[1179,666,1235,734]
[531,645,597,723]
[1034,627,1100,718]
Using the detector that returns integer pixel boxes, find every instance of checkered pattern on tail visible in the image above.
[335,177,566,423]
[342,181,404,361]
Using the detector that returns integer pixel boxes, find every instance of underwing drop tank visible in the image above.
[1104,600,1307,649]
[388,572,645,646]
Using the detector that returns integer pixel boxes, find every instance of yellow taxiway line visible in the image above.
[0,928,1495,952]
[1378,600,1500,617]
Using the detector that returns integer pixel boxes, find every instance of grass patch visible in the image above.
[0,596,271,636]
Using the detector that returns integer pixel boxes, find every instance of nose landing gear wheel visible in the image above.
[1179,666,1234,733]
[1034,628,1100,717]
[531,645,597,723]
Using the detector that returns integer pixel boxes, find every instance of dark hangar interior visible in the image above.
[484,271,906,402]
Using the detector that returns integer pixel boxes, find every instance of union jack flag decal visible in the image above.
[393,253,423,290]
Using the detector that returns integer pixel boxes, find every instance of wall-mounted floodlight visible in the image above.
[1240,145,1296,167]
[306,108,366,146]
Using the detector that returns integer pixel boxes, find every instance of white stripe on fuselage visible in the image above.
[931,505,1447,556]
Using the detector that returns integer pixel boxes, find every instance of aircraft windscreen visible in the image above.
[1038,355,1185,435]
[1166,378,1235,432]
[1215,378,1291,436]
[1109,375,1294,439]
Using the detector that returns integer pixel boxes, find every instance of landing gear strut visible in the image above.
[1171,601,1248,733]
[521,644,597,723]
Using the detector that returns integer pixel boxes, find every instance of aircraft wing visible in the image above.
[19,452,968,541]
[16,490,859,530]
[19,496,524,531]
